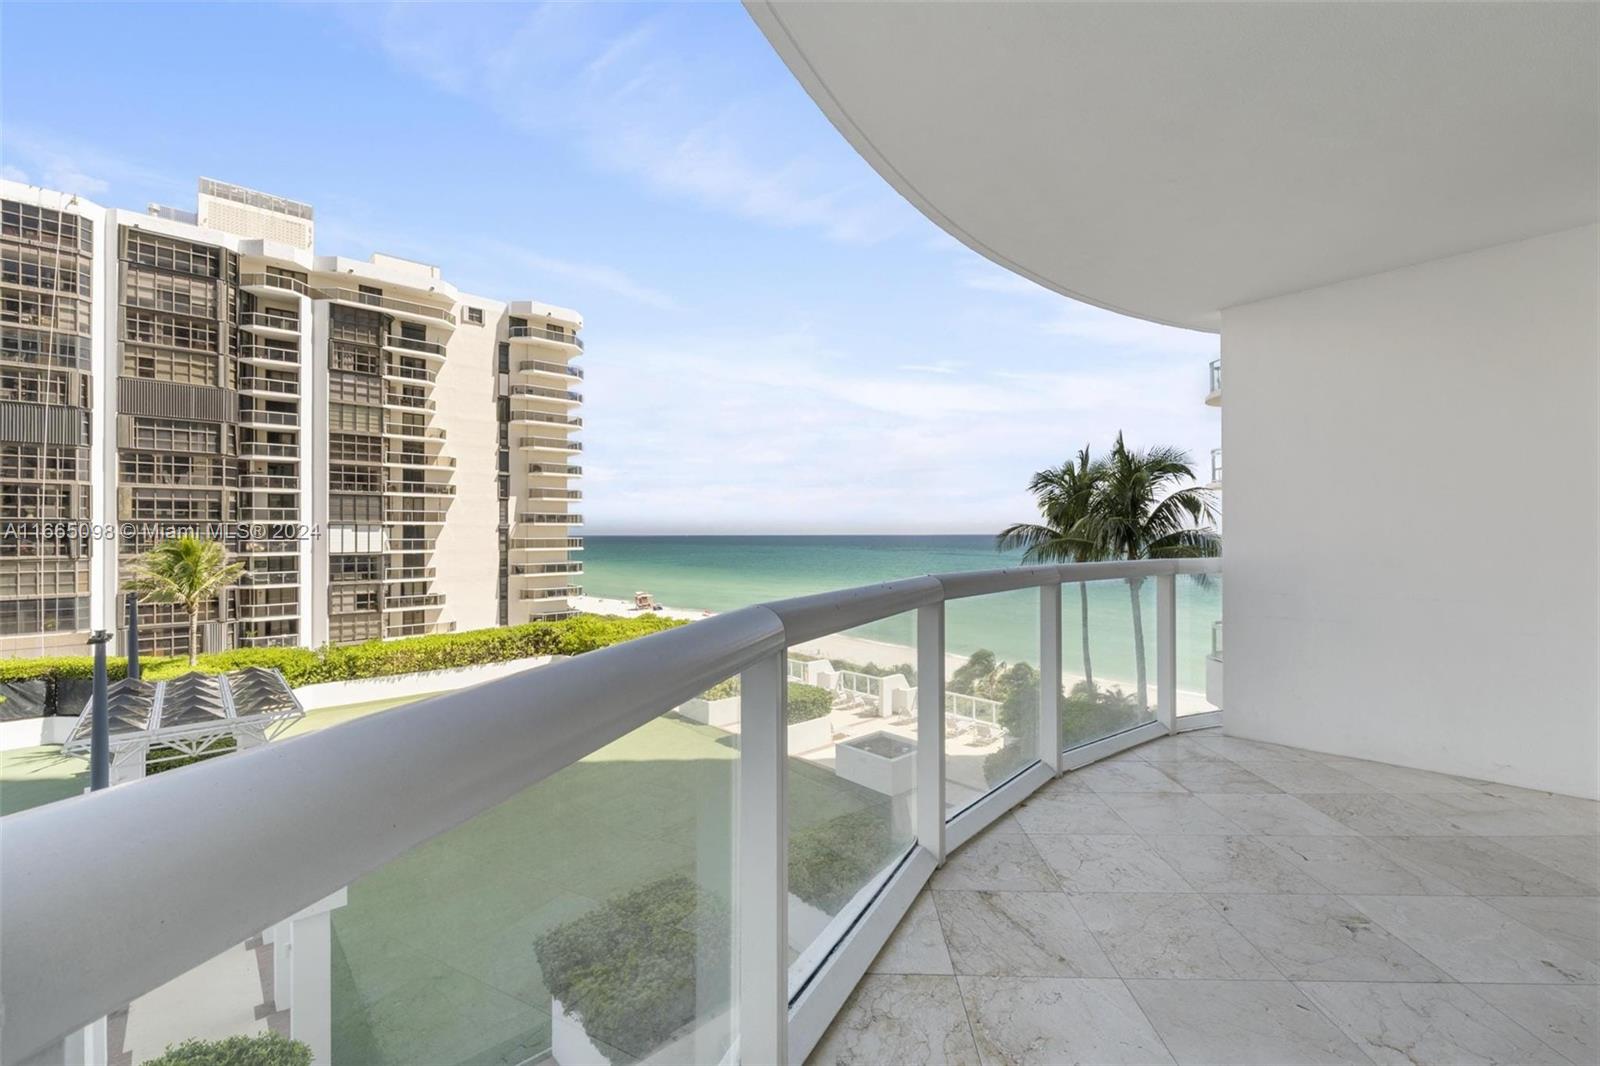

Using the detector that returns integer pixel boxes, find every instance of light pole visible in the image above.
[125,592,141,681]
[86,630,111,791]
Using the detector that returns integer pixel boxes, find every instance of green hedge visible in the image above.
[0,614,684,694]
[690,679,833,725]
[829,657,916,685]
[534,875,730,1058]
[788,808,903,913]
[143,1033,311,1066]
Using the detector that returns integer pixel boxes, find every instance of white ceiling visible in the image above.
[749,2,1599,332]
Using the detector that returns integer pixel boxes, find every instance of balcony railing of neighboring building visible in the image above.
[239,311,302,334]
[527,464,582,477]
[383,481,456,496]
[383,593,444,611]
[507,324,583,349]
[238,441,299,459]
[383,334,448,357]
[1208,357,1222,399]
[384,619,456,638]
[239,272,311,297]
[383,361,437,383]
[509,384,583,403]
[517,359,583,379]
[1211,447,1223,485]
[507,536,585,551]
[518,512,583,525]
[517,436,582,451]
[525,489,582,500]
[512,561,584,575]
[518,585,582,600]
[238,343,298,365]
[1,557,1218,1066]
[383,567,437,582]
[314,286,457,326]
[508,411,583,427]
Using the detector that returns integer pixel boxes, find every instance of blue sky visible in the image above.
[1,2,1218,535]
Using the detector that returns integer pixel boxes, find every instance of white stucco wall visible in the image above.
[1221,225,1599,798]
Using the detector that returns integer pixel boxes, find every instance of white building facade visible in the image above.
[0,178,583,657]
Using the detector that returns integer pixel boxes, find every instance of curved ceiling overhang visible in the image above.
[748,2,1599,332]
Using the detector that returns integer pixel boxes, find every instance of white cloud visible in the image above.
[344,4,910,245]
[0,127,185,201]
[493,246,678,312]
[963,266,1218,357]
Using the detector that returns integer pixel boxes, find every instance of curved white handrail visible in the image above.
[0,557,1218,1064]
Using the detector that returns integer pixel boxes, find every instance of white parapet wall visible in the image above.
[291,655,561,710]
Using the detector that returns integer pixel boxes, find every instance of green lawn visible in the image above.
[2,694,899,1066]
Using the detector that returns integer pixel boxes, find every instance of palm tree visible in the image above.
[125,536,244,666]
[1078,433,1220,709]
[998,446,1109,689]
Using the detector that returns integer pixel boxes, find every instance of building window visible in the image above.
[465,306,484,326]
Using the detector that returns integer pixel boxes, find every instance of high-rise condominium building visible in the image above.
[0,178,583,657]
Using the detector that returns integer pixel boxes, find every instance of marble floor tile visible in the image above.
[1297,981,1570,1066]
[1193,793,1359,836]
[1470,984,1600,1066]
[1245,760,1380,795]
[1125,979,1369,1065]
[1032,772,1095,796]
[932,890,1116,977]
[1480,896,1600,963]
[1370,836,1595,896]
[1262,835,1462,895]
[956,976,1175,1065]
[1403,792,1600,837]
[1348,895,1599,983]
[1067,893,1279,979]
[1489,835,1600,892]
[1012,792,1137,836]
[1191,736,1322,763]
[931,830,1060,892]
[1158,760,1282,795]
[1110,793,1251,836]
[1296,793,1473,837]
[1320,757,1481,793]
[1073,760,1187,794]
[1145,835,1327,894]
[806,973,979,1065]
[1028,834,1195,893]
[1127,737,1229,766]
[869,892,953,976]
[1210,893,1447,981]
[1476,784,1600,825]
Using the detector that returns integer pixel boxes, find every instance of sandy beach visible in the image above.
[574,594,1213,713]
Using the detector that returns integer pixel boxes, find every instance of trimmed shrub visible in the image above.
[147,736,237,776]
[534,875,730,1059]
[143,1033,311,1066]
[688,679,832,724]
[0,614,684,699]
[788,808,902,913]
[786,682,832,725]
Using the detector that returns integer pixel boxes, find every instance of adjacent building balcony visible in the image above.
[518,512,583,526]
[527,463,582,477]
[507,324,583,350]
[237,440,299,461]
[315,286,457,328]
[239,311,302,339]
[383,481,455,496]
[517,436,582,452]
[382,420,446,442]
[383,566,437,582]
[383,592,444,611]
[384,619,456,638]
[1207,357,1222,405]
[236,374,299,398]
[512,561,584,576]
[509,384,582,405]
[1210,447,1223,488]
[508,536,585,552]
[382,334,447,359]
[518,585,581,600]
[237,343,298,366]
[239,272,310,299]
[525,488,581,501]
[517,359,583,380]
[383,361,436,384]
[508,410,582,428]
[383,450,455,469]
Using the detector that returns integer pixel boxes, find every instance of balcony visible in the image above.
[525,488,582,501]
[236,631,299,649]
[383,421,446,442]
[238,569,299,587]
[384,537,438,553]
[509,384,583,405]
[518,585,581,600]
[384,506,449,525]
[236,375,299,398]
[239,311,301,339]
[237,440,299,460]
[383,361,436,383]
[507,324,583,350]
[383,566,437,582]
[508,410,582,428]
[383,334,447,359]
[237,343,297,366]
[383,481,455,496]
[239,273,310,299]
[384,619,456,637]
[237,507,300,523]
[383,450,455,469]
[527,463,582,477]
[518,512,583,526]
[233,597,299,622]
[518,359,583,380]
[518,436,582,452]
[513,561,584,575]
[315,286,456,327]
[508,536,585,552]
[1210,447,1222,488]
[1207,357,1222,406]
[382,390,436,412]
[238,408,299,429]
[383,592,444,611]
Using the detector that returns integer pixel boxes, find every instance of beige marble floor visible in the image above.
[809,730,1599,1065]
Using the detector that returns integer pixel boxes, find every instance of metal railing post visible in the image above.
[915,604,946,862]
[1039,584,1062,773]
[1156,573,1177,734]
[737,650,788,1065]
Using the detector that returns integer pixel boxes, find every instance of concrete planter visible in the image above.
[835,731,916,796]
[551,998,731,1066]
[677,695,741,728]
[786,714,833,754]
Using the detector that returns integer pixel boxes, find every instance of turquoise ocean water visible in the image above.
[582,536,1220,694]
